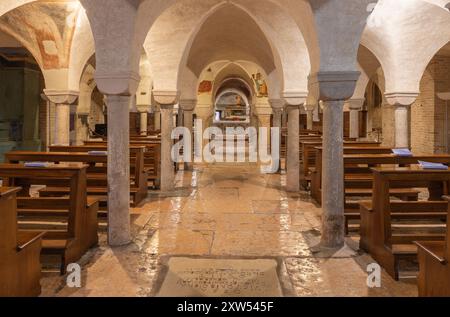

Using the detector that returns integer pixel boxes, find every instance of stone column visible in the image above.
[385,93,418,148]
[286,105,300,191]
[180,99,196,170]
[394,105,409,148]
[154,91,179,192]
[282,111,288,129]
[105,95,132,246]
[92,70,139,247]
[75,114,89,145]
[437,92,450,153]
[160,105,175,191]
[283,92,306,192]
[140,111,148,135]
[310,71,360,249]
[269,99,284,173]
[154,105,161,130]
[321,100,345,247]
[177,107,184,128]
[346,99,364,140]
[44,90,78,146]
[304,104,316,131]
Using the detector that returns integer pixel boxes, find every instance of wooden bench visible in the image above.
[0,163,98,274]
[311,151,450,231]
[359,166,450,280]
[343,154,450,229]
[0,187,45,297]
[415,196,450,296]
[83,141,161,189]
[45,146,149,204]
[302,142,383,191]
[310,146,394,201]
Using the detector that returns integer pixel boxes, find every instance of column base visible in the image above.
[320,214,345,249]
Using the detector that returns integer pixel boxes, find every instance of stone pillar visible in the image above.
[286,105,300,191]
[321,100,345,247]
[180,99,196,170]
[304,104,316,131]
[56,104,71,145]
[269,99,284,173]
[385,93,418,148]
[105,95,132,246]
[44,90,78,146]
[282,111,288,129]
[394,105,409,148]
[75,113,89,145]
[283,91,308,192]
[160,105,175,191]
[177,107,184,128]
[310,71,360,249]
[140,111,148,135]
[154,91,179,192]
[154,105,161,130]
[283,92,306,192]
[92,70,139,247]
[346,99,364,140]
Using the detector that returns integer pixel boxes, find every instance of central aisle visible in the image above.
[40,164,417,297]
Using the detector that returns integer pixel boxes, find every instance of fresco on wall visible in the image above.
[217,92,246,107]
[252,72,268,97]
[198,80,213,94]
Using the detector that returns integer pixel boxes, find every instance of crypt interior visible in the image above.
[1,0,450,297]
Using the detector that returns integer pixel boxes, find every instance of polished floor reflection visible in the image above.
[41,164,417,297]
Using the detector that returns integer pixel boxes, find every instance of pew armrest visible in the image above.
[359,200,373,212]
[86,197,100,209]
[17,231,46,252]
[415,241,447,264]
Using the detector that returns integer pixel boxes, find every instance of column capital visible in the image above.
[346,98,365,110]
[309,71,360,101]
[153,90,179,106]
[179,99,197,111]
[269,99,285,111]
[385,92,419,107]
[43,89,79,105]
[95,70,140,96]
[304,103,316,112]
[282,90,307,107]
[136,104,151,113]
[159,104,174,110]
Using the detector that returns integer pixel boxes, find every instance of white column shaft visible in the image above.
[54,104,71,146]
[395,105,409,148]
[306,110,314,130]
[140,112,148,135]
[184,111,194,170]
[161,105,175,191]
[286,106,300,192]
[349,109,360,139]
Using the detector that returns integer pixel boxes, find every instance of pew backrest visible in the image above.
[0,163,88,240]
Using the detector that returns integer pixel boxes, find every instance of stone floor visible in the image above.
[40,164,418,297]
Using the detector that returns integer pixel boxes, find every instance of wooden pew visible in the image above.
[83,141,161,189]
[301,141,382,189]
[311,151,450,204]
[0,187,45,297]
[359,166,450,280]
[310,146,394,200]
[415,197,450,296]
[0,164,96,274]
[46,146,149,204]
